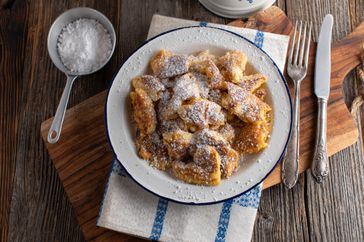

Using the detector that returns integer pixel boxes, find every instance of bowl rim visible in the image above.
[198,0,276,19]
[104,26,293,205]
[47,7,116,76]
[199,0,273,11]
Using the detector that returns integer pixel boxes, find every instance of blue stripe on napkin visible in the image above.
[150,198,169,240]
[112,160,128,177]
[254,30,264,48]
[214,185,262,242]
[199,21,208,27]
[215,200,233,242]
[233,185,261,209]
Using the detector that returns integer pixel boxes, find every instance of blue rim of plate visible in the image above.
[104,26,293,205]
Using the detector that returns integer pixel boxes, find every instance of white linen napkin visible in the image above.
[97,15,289,242]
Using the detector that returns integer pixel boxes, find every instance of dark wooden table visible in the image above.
[1,0,364,241]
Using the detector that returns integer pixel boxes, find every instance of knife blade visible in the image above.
[314,14,334,99]
[312,14,333,183]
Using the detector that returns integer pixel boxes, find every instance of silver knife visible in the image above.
[312,14,333,183]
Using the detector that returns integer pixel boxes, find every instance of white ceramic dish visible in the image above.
[105,27,292,205]
[199,0,276,19]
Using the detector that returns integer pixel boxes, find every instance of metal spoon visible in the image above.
[47,7,116,144]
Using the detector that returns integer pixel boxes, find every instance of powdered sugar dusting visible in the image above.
[173,74,201,101]
[57,18,112,73]
[152,51,191,78]
[130,49,272,187]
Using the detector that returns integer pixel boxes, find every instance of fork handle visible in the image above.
[282,82,300,189]
[311,98,329,183]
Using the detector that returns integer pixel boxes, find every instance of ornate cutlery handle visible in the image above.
[282,83,300,189]
[311,98,329,183]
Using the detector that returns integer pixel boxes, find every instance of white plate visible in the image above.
[105,27,292,205]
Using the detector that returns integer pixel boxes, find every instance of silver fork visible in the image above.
[282,21,312,189]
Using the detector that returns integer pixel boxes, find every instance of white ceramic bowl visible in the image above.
[199,0,276,19]
[105,27,292,205]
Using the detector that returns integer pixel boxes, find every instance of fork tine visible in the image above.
[288,21,297,64]
[303,22,312,68]
[298,22,307,66]
[294,21,303,65]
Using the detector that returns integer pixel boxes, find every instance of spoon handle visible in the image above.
[48,75,77,144]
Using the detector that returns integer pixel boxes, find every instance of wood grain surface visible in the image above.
[39,4,360,198]
[1,1,364,242]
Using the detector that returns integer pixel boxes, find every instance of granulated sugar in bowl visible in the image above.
[57,18,112,73]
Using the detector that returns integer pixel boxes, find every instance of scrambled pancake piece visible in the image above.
[172,146,221,186]
[150,49,191,78]
[132,75,165,101]
[191,72,210,98]
[234,121,270,154]
[190,50,217,72]
[178,99,208,130]
[157,91,174,120]
[158,73,201,120]
[217,123,235,144]
[206,101,226,129]
[178,99,225,131]
[160,77,175,88]
[207,89,223,105]
[218,50,248,82]
[189,129,229,154]
[195,50,217,63]
[221,82,271,123]
[233,74,267,93]
[173,73,201,101]
[130,49,272,186]
[220,146,240,178]
[226,113,245,128]
[190,129,239,178]
[136,132,170,170]
[130,88,157,134]
[203,60,226,89]
[162,130,192,160]
[190,56,225,89]
[205,60,226,89]
[159,118,188,133]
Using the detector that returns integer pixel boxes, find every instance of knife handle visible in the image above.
[311,98,329,183]
[282,83,300,189]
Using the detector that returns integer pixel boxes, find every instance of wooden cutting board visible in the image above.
[41,6,362,242]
